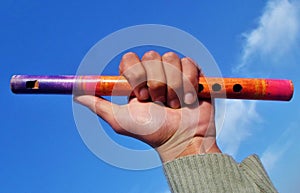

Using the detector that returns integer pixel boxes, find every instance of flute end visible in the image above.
[10,75,40,94]
[288,80,294,101]
[10,75,18,93]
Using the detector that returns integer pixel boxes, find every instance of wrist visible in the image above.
[158,136,221,163]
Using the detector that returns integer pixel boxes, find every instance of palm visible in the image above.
[113,98,216,149]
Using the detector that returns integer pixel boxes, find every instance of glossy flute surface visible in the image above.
[10,75,294,101]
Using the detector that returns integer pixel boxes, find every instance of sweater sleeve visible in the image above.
[163,154,278,193]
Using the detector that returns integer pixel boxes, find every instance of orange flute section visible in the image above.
[78,76,293,101]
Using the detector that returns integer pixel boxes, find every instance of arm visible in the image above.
[74,51,277,193]
[164,154,278,193]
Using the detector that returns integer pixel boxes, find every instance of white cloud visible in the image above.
[261,126,295,171]
[216,100,261,157]
[221,0,300,159]
[235,0,300,73]
[223,1,300,191]
[261,144,290,171]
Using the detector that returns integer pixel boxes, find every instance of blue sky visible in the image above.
[1,0,300,192]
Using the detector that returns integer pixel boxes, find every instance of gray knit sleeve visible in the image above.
[163,154,278,193]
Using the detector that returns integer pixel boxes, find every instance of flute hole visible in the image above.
[26,80,39,89]
[212,83,221,92]
[233,84,243,92]
[198,84,204,92]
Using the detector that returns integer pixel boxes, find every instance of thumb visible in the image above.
[74,95,120,130]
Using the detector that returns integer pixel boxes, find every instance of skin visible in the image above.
[74,51,221,163]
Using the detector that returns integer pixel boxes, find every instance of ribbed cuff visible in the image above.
[240,155,278,193]
[163,154,263,193]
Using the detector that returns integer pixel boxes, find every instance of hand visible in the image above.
[74,51,221,163]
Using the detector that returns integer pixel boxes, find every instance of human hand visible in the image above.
[74,51,221,163]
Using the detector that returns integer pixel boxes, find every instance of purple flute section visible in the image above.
[10,75,76,94]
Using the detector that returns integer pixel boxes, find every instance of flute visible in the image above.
[10,75,294,101]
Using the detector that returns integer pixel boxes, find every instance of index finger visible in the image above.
[119,52,149,101]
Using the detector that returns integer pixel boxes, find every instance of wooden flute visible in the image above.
[10,75,294,101]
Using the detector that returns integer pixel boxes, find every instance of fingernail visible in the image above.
[169,99,180,109]
[73,95,92,106]
[73,96,80,104]
[184,93,195,104]
[139,87,149,100]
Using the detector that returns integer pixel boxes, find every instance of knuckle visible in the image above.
[181,57,199,70]
[162,52,179,63]
[120,52,139,74]
[122,52,138,61]
[181,57,190,64]
[142,50,160,61]
[94,101,105,116]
